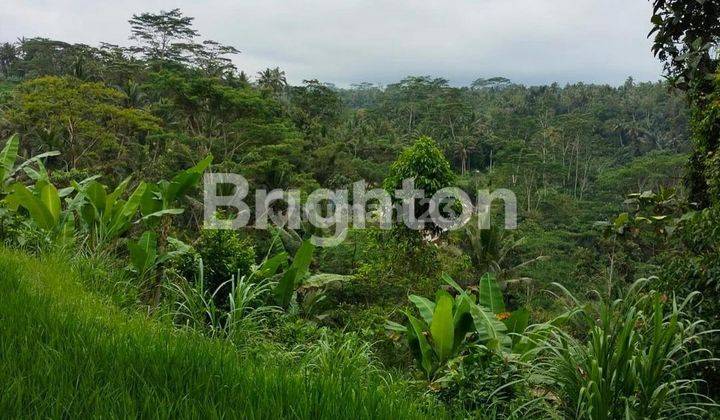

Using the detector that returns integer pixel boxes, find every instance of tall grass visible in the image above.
[523,280,717,419]
[165,258,282,346]
[0,248,441,419]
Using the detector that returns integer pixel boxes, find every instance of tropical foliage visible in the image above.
[0,6,718,419]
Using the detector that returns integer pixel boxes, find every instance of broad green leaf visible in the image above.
[256,252,288,278]
[157,237,192,265]
[405,313,434,378]
[165,155,212,205]
[274,266,297,308]
[11,150,60,180]
[302,273,353,289]
[10,183,56,230]
[503,308,530,347]
[453,293,475,351]
[384,320,407,333]
[136,208,184,223]
[289,240,314,283]
[39,183,61,224]
[430,290,455,363]
[128,231,158,275]
[108,182,147,235]
[409,294,436,325]
[442,273,464,294]
[103,177,131,223]
[0,134,19,183]
[107,177,131,209]
[22,166,39,181]
[3,190,20,211]
[478,272,505,314]
[503,307,530,335]
[273,240,314,308]
[79,202,96,227]
[23,159,50,183]
[470,303,509,351]
[58,186,75,198]
[85,181,107,213]
[140,184,163,217]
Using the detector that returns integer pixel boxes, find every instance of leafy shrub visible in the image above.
[352,228,440,303]
[435,346,540,418]
[0,209,50,251]
[178,229,256,298]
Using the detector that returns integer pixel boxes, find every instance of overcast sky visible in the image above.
[1,0,663,87]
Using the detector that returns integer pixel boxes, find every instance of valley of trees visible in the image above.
[1,3,719,418]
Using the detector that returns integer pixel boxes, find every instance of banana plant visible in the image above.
[3,180,74,244]
[139,155,213,224]
[0,134,60,193]
[0,134,60,194]
[72,178,147,248]
[387,287,475,379]
[255,233,353,312]
[386,273,532,378]
[255,236,343,311]
[471,273,533,350]
[273,239,314,308]
[0,135,19,191]
[477,272,505,313]
[137,156,213,284]
[443,273,511,352]
[128,231,191,284]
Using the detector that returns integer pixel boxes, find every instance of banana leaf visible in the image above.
[0,134,19,184]
[430,290,455,363]
[409,294,436,325]
[405,312,434,378]
[470,303,510,351]
[478,272,506,314]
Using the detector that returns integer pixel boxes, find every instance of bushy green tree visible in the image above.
[6,76,162,177]
[383,135,456,233]
[384,135,455,194]
[650,0,720,208]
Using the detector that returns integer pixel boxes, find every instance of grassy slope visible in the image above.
[0,248,435,419]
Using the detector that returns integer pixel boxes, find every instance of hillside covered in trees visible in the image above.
[1,3,720,418]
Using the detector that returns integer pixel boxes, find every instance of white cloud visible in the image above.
[0,0,663,86]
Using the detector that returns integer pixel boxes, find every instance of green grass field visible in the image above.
[0,248,437,419]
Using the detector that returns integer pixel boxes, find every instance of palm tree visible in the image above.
[614,119,652,155]
[450,135,479,175]
[461,214,547,284]
[119,80,145,107]
[256,67,287,95]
